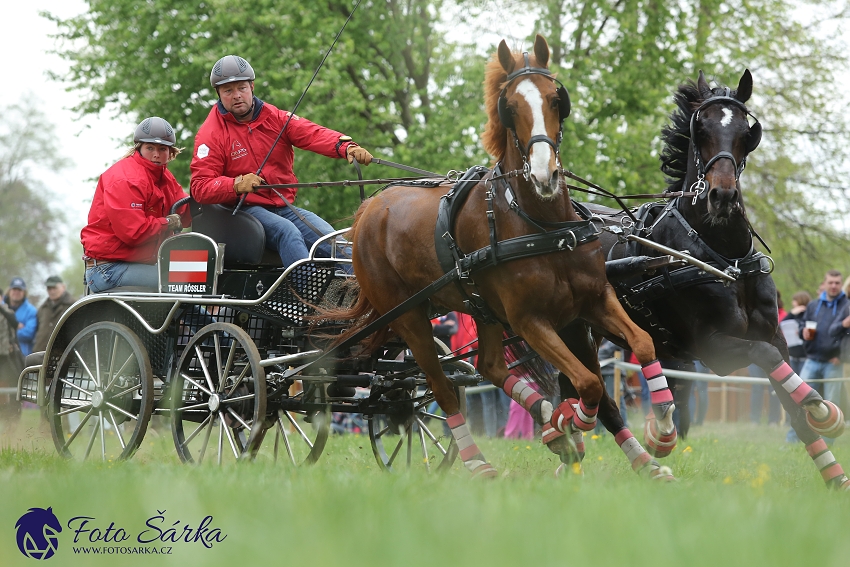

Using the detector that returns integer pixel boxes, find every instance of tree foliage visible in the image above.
[47,0,490,226]
[0,101,67,288]
[47,0,850,295]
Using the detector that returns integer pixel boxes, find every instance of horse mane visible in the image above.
[659,78,750,193]
[481,47,549,161]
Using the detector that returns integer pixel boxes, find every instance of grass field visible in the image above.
[2,408,849,567]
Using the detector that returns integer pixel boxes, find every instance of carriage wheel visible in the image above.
[368,339,467,473]
[268,381,330,466]
[48,322,153,461]
[171,322,266,464]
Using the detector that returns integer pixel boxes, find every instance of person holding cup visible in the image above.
[799,270,848,405]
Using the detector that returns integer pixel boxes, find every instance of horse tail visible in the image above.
[504,333,557,396]
[316,278,393,355]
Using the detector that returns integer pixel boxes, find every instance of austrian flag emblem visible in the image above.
[168,250,209,283]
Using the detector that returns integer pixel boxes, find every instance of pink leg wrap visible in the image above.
[805,439,848,486]
[502,375,545,415]
[770,361,817,405]
[615,429,652,472]
[542,400,574,444]
[643,360,674,405]
[447,413,496,478]
[572,399,598,432]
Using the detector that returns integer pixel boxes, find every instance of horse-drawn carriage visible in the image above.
[17,34,848,488]
[17,199,477,470]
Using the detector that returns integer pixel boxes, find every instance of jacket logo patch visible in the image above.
[197,144,210,159]
[130,202,144,208]
[230,140,247,160]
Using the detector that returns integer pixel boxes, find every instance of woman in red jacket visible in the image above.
[81,117,191,292]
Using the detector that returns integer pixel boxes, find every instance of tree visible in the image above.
[0,101,68,288]
[46,0,490,227]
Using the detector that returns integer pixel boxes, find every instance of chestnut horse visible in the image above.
[334,35,675,478]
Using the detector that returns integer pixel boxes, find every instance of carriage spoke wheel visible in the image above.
[270,381,330,465]
[368,338,467,473]
[171,322,266,465]
[48,322,153,461]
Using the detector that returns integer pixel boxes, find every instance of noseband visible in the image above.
[689,89,762,202]
[498,52,571,179]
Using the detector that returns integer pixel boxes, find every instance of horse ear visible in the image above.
[533,34,550,68]
[498,40,515,74]
[697,70,712,98]
[736,69,753,103]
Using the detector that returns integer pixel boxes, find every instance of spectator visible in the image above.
[33,276,76,352]
[3,277,37,356]
[0,289,24,419]
[81,117,191,292]
[431,313,458,350]
[190,55,372,268]
[828,277,850,413]
[800,270,847,407]
[780,291,811,376]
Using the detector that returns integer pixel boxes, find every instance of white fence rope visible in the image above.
[462,357,850,395]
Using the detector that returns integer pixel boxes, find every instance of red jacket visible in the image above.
[190,98,354,206]
[81,152,190,264]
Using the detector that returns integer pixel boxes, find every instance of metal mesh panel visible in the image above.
[20,370,39,402]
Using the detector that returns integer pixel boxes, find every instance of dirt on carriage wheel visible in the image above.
[48,322,154,462]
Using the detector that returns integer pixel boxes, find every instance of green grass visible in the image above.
[2,410,849,567]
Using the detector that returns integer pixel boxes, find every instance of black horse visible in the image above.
[551,70,848,489]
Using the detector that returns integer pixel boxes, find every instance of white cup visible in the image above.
[805,321,817,330]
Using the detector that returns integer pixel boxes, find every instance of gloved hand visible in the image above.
[165,214,183,232]
[234,173,265,194]
[346,145,373,165]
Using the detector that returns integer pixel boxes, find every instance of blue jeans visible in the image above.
[749,364,781,424]
[86,262,158,293]
[800,358,843,404]
[244,204,336,266]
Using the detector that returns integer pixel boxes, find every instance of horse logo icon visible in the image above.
[15,507,62,560]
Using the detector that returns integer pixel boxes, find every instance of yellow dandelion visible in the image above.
[513,446,519,451]
[591,434,601,440]
[571,462,582,475]
[597,456,603,461]
[682,446,693,453]
[526,445,531,450]
[723,476,733,484]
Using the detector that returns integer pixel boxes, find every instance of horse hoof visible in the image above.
[471,463,498,479]
[555,462,583,478]
[649,464,676,482]
[545,430,583,465]
[806,400,845,438]
[644,414,677,458]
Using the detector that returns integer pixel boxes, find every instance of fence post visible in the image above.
[613,350,622,410]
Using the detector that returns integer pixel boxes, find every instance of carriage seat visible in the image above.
[190,203,283,268]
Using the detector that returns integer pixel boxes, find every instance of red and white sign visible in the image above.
[168,250,209,283]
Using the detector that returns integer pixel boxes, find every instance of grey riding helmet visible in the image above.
[210,55,255,89]
[133,117,176,146]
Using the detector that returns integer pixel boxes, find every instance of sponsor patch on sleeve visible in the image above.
[197,144,210,159]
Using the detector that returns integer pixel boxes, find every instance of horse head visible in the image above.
[484,34,570,199]
[691,69,762,221]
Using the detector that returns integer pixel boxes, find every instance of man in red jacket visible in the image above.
[190,55,373,267]
[82,117,190,292]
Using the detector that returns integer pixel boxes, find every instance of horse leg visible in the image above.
[389,308,497,478]
[704,333,849,490]
[507,319,615,456]
[586,288,678,456]
[476,323,555,426]
[554,324,673,480]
